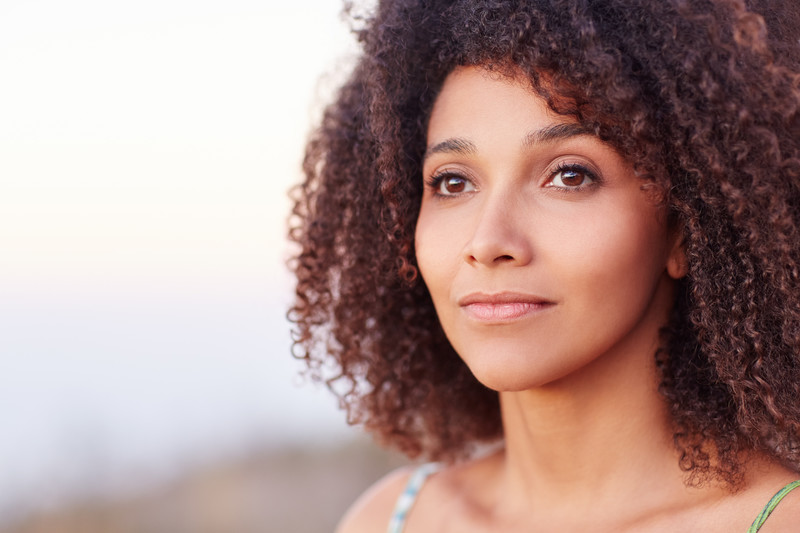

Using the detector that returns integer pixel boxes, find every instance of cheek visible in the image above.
[414,206,463,279]
[414,211,447,292]
[554,207,670,308]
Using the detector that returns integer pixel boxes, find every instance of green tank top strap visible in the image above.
[747,479,800,532]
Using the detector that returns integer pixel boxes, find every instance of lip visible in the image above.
[457,292,555,323]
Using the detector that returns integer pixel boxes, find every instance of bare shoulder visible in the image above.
[754,476,800,532]
[335,466,413,533]
[336,452,502,533]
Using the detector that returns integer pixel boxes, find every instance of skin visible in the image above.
[337,66,800,532]
[416,67,682,393]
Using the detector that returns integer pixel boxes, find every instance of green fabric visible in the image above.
[747,480,800,532]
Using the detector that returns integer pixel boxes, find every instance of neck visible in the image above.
[497,308,688,515]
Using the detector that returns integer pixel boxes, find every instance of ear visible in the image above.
[666,230,688,279]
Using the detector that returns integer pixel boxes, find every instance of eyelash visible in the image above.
[547,162,602,192]
[425,171,473,198]
[425,163,601,198]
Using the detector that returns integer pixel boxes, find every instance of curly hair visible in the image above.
[289,0,800,485]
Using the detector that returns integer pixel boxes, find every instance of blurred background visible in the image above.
[0,1,404,531]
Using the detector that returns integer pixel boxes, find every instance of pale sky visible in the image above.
[0,0,364,513]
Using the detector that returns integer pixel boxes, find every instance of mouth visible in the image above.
[457,292,555,323]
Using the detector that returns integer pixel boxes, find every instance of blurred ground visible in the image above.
[0,436,406,533]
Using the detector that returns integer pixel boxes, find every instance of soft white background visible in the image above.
[0,0,361,513]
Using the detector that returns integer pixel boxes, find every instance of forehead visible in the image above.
[427,66,567,143]
[426,66,592,162]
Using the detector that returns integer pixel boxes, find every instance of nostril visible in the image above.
[464,232,533,266]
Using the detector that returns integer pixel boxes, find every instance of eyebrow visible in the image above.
[524,122,594,146]
[423,138,477,161]
[424,122,594,161]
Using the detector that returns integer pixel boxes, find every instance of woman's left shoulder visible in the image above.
[743,467,800,532]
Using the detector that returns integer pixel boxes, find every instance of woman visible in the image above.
[289,0,800,530]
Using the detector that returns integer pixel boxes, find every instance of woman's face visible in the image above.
[415,66,685,391]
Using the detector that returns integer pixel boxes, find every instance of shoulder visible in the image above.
[336,452,501,533]
[335,466,414,533]
[753,478,800,532]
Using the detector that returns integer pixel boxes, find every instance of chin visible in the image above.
[461,350,571,392]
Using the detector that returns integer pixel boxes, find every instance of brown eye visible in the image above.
[431,173,475,196]
[550,165,596,189]
[443,175,466,193]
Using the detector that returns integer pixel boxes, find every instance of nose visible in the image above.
[463,192,534,267]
